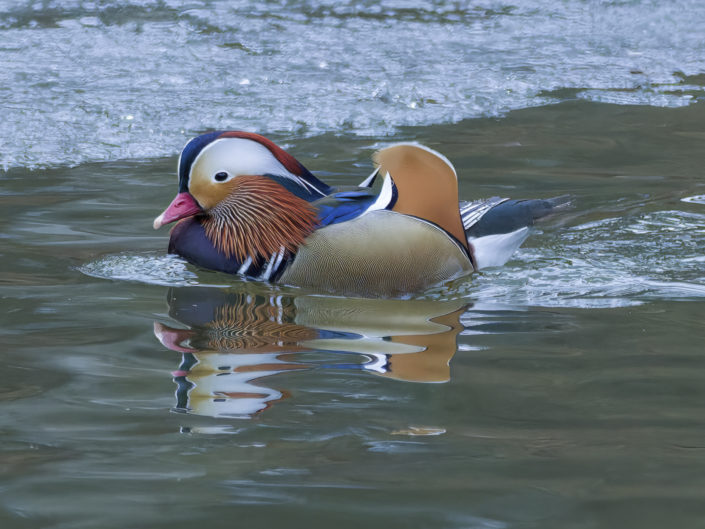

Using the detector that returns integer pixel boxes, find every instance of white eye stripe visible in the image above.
[191,137,300,185]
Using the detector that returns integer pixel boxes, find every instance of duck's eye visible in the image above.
[214,171,229,182]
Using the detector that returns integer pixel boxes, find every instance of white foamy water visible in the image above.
[682,195,705,205]
[461,210,705,308]
[1,0,704,169]
[78,253,203,287]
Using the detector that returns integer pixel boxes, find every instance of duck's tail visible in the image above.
[462,195,572,269]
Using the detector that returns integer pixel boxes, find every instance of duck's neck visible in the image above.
[201,175,319,263]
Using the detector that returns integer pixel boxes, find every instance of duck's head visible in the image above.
[154,131,330,229]
[154,131,330,261]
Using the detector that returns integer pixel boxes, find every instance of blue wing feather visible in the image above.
[314,188,377,227]
[332,190,375,199]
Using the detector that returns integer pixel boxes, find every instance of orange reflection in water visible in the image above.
[155,287,467,418]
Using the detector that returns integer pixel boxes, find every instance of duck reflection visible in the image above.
[154,287,467,418]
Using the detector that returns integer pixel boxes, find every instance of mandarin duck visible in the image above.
[153,131,566,297]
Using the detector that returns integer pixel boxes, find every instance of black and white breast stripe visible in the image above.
[236,246,290,281]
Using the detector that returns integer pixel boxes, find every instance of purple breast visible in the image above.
[168,217,256,275]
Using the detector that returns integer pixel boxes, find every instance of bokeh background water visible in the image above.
[2,1,705,528]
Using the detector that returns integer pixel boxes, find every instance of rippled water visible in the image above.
[2,0,705,168]
[3,2,705,528]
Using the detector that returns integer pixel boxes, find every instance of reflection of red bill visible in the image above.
[153,321,195,353]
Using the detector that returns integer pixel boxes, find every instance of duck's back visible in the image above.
[278,210,473,297]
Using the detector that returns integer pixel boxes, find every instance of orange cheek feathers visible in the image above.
[188,173,240,211]
[201,175,318,263]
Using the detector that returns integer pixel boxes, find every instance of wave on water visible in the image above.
[2,0,705,169]
[78,253,205,287]
[460,210,705,308]
[682,195,705,205]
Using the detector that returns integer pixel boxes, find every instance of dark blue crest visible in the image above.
[178,131,224,193]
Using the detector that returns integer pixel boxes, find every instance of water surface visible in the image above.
[2,2,705,528]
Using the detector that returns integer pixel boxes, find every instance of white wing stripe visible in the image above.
[359,168,379,188]
[363,172,395,214]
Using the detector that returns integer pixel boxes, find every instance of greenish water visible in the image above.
[2,100,705,528]
[3,1,705,526]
